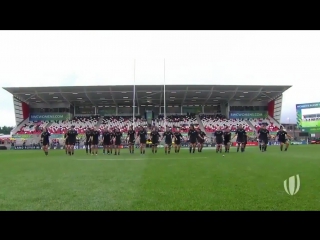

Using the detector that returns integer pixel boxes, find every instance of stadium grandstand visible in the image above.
[2,84,290,148]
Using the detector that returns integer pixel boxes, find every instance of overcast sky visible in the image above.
[0,30,320,126]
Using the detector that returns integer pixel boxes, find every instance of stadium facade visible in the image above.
[1,84,300,148]
[4,84,289,127]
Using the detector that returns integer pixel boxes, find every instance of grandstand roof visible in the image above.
[3,85,291,106]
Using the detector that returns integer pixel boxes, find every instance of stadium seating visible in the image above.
[156,115,198,132]
[48,116,99,134]
[16,121,49,134]
[99,116,147,132]
[199,114,252,132]
[248,118,280,132]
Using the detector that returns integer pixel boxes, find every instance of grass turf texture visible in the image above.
[0,145,319,210]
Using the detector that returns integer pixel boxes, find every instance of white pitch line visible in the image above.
[76,157,208,161]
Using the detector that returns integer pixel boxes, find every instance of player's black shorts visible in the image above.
[65,140,69,145]
[128,139,135,145]
[69,141,76,146]
[140,139,146,144]
[165,141,172,146]
[216,139,223,145]
[224,140,230,145]
[189,138,197,144]
[198,139,205,144]
[236,137,245,144]
[103,140,111,145]
[42,141,49,146]
[151,139,158,145]
[85,140,90,145]
[92,140,98,145]
[115,140,121,146]
[174,140,181,145]
[260,138,268,144]
[278,138,287,143]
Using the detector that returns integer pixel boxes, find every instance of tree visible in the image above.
[0,126,14,135]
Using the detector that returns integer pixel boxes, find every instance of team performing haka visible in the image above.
[88,127,100,155]
[231,125,247,153]
[257,124,271,152]
[126,126,136,154]
[40,127,51,156]
[161,127,174,154]
[196,128,206,152]
[112,128,123,155]
[214,127,224,153]
[102,128,113,155]
[65,126,78,155]
[150,127,161,154]
[137,126,147,154]
[85,127,92,154]
[173,128,183,153]
[223,127,232,153]
[276,126,292,151]
[188,124,200,153]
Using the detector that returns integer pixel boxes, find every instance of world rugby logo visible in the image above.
[284,175,300,195]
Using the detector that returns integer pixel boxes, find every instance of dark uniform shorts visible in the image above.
[278,138,287,144]
[236,137,245,144]
[259,138,268,145]
[151,139,158,145]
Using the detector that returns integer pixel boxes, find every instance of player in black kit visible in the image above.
[137,126,147,154]
[113,128,123,155]
[214,127,224,153]
[232,125,246,152]
[126,126,136,154]
[64,131,69,154]
[102,128,112,155]
[161,127,174,154]
[41,127,51,156]
[85,127,92,155]
[223,127,232,153]
[66,126,78,155]
[257,124,271,152]
[196,128,206,152]
[276,126,292,151]
[150,127,161,154]
[188,124,198,153]
[90,127,100,155]
[173,128,183,153]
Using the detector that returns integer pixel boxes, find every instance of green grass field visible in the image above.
[301,120,320,127]
[0,145,319,210]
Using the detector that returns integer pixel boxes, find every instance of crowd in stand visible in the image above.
[12,113,281,137]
